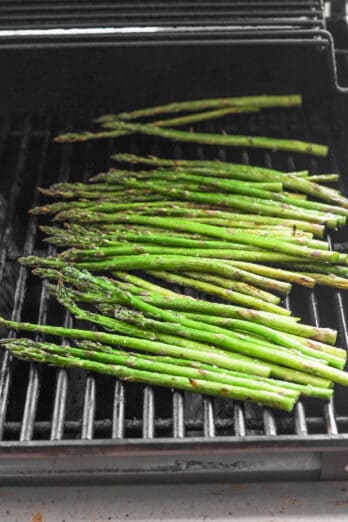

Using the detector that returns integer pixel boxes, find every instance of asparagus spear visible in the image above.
[97,184,339,226]
[136,296,336,343]
[1,303,345,385]
[298,272,348,289]
[182,272,281,304]
[0,315,271,377]
[146,270,286,314]
[135,352,332,400]
[105,106,259,128]
[227,261,315,287]
[55,106,261,143]
[112,154,344,206]
[49,213,346,262]
[103,169,348,209]
[104,304,342,369]
[39,268,335,342]
[11,338,302,399]
[54,268,346,381]
[20,255,293,298]
[4,339,295,410]
[180,312,346,364]
[42,227,317,253]
[95,95,302,122]
[60,244,334,266]
[98,120,329,156]
[307,174,339,183]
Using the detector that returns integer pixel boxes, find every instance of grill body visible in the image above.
[1,26,348,483]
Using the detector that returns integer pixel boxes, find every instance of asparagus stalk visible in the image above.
[101,184,339,226]
[136,296,336,343]
[43,228,311,252]
[105,304,342,369]
[182,272,281,304]
[51,288,278,373]
[137,343,333,389]
[147,271,287,314]
[31,199,188,216]
[307,174,339,183]
[44,268,326,346]
[2,306,344,385]
[4,339,295,410]
[10,338,301,399]
[41,285,334,371]
[0,315,271,377]
[180,312,346,365]
[60,244,334,267]
[53,268,347,384]
[105,106,259,128]
[95,95,302,122]
[137,352,333,400]
[20,255,293,298]
[227,261,315,287]
[105,169,347,210]
[112,153,309,180]
[112,154,345,207]
[96,120,328,156]
[48,212,345,261]
[297,272,348,290]
[55,106,261,143]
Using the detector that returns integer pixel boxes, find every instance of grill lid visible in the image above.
[0,0,325,31]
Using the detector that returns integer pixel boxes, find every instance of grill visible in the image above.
[0,0,326,30]
[1,4,348,484]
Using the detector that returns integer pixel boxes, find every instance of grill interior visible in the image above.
[0,33,346,483]
[0,0,325,30]
[1,101,348,442]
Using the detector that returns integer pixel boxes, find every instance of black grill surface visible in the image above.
[0,0,325,30]
[0,106,347,446]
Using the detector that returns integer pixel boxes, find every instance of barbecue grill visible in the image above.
[1,1,348,484]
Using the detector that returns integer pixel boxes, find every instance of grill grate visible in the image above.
[0,0,325,31]
[0,105,348,445]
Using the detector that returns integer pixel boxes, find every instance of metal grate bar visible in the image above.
[142,386,155,439]
[104,139,127,441]
[7,412,348,438]
[324,149,348,436]
[216,146,247,438]
[81,375,96,440]
[48,133,74,442]
[203,397,215,437]
[112,380,125,439]
[0,117,32,440]
[309,289,339,435]
[303,116,339,437]
[233,403,246,436]
[172,391,185,438]
[256,125,278,436]
[263,409,278,435]
[279,111,310,437]
[78,141,98,441]
[50,314,71,441]
[294,402,308,435]
[19,127,51,442]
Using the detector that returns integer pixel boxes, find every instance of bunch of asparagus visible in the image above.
[27,150,348,293]
[54,94,327,156]
[2,94,348,412]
